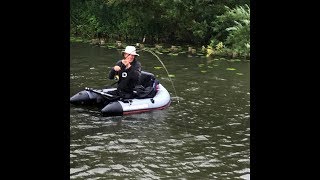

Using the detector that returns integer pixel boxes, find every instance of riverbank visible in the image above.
[70,36,250,60]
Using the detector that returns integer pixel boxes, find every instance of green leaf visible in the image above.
[154,66,163,70]
[226,68,236,70]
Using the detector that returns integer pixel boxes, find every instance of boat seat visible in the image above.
[134,71,159,99]
[138,71,156,88]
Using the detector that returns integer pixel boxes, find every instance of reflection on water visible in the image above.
[70,42,250,179]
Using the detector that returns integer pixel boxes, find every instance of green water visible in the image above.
[70,42,250,179]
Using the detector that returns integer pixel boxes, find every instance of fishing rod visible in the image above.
[140,48,179,104]
[105,81,118,88]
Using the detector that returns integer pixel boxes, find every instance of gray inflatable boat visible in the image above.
[70,71,171,116]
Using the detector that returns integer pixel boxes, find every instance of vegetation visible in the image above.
[71,0,250,59]
[208,4,250,58]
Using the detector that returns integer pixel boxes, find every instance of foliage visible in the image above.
[70,0,250,57]
[206,40,225,57]
[210,4,250,56]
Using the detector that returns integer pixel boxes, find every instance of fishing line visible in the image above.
[140,48,188,134]
[141,48,180,104]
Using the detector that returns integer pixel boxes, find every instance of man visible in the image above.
[108,46,142,99]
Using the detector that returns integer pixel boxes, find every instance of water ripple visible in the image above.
[70,43,250,179]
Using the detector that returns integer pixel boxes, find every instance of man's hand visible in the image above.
[113,65,121,71]
[122,59,131,69]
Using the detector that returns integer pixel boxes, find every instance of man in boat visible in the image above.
[107,46,142,100]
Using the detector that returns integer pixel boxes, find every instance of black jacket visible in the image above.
[108,59,141,94]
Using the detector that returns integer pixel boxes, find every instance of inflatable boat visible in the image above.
[70,71,171,116]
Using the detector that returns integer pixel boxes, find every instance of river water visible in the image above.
[70,42,250,179]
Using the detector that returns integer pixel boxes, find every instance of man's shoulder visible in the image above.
[132,60,141,66]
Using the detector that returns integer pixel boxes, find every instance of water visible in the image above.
[70,42,250,179]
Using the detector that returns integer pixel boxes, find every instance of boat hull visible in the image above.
[70,84,171,116]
